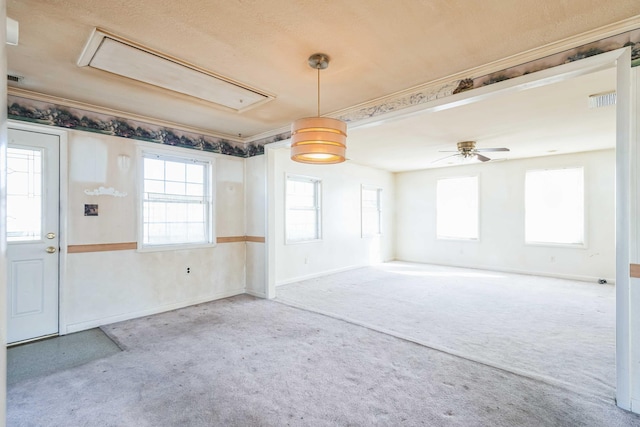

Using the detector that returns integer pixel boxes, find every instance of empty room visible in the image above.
[275,66,618,399]
[2,1,640,426]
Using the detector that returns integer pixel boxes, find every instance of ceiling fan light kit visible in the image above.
[457,141,477,157]
[291,53,347,164]
[434,140,510,164]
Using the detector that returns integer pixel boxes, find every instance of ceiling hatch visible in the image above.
[77,29,274,113]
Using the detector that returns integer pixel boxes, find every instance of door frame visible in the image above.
[7,120,69,338]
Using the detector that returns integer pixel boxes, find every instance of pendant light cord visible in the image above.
[317,66,321,117]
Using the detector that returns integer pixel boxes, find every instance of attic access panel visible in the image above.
[77,29,274,113]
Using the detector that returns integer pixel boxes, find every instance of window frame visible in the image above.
[524,166,586,248]
[436,175,480,241]
[361,185,382,237]
[137,145,216,252]
[285,174,322,244]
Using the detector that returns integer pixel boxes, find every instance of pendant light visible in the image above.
[291,53,347,164]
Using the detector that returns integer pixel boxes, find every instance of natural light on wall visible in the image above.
[525,167,584,245]
[361,186,382,237]
[436,176,479,240]
[285,175,321,242]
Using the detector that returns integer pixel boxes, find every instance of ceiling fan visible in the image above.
[434,141,510,163]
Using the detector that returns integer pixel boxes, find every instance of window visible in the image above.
[361,186,382,237]
[141,152,213,249]
[286,175,321,242]
[436,176,479,240]
[6,147,43,242]
[525,167,584,245]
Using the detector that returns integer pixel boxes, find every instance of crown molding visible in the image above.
[246,125,292,145]
[7,87,244,143]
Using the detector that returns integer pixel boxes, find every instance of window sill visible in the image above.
[525,241,587,249]
[285,239,322,245]
[437,236,479,242]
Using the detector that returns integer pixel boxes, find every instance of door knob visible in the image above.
[46,246,57,254]
[46,232,56,239]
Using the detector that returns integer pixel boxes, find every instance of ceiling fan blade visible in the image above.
[475,147,510,152]
[475,153,491,162]
[438,150,460,153]
[432,153,461,164]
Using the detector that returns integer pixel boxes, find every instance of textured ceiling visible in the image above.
[5,0,640,170]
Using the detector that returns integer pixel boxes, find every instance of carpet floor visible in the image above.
[7,293,639,426]
[277,262,616,399]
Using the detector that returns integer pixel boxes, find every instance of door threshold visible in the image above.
[7,333,59,347]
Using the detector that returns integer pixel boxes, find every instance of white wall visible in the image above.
[396,149,615,282]
[273,147,395,285]
[61,131,246,333]
[245,154,266,297]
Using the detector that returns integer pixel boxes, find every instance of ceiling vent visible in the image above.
[588,91,616,109]
[77,29,274,113]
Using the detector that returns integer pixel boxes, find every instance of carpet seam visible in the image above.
[273,296,616,405]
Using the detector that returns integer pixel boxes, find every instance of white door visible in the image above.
[6,128,60,344]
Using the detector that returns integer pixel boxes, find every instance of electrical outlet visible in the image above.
[187,267,191,274]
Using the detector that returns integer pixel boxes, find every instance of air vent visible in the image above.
[588,91,616,108]
[7,74,22,83]
[77,29,274,113]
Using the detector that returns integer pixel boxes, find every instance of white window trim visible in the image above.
[285,173,322,244]
[361,185,382,238]
[436,174,480,241]
[524,166,587,249]
[137,143,216,252]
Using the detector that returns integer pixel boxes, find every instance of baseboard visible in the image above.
[477,265,615,284]
[276,264,368,286]
[63,287,246,334]
[245,289,267,298]
[394,259,615,285]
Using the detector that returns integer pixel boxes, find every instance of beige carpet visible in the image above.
[7,294,639,426]
[277,262,616,399]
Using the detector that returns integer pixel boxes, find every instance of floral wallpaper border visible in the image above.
[8,96,248,158]
[8,28,639,158]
